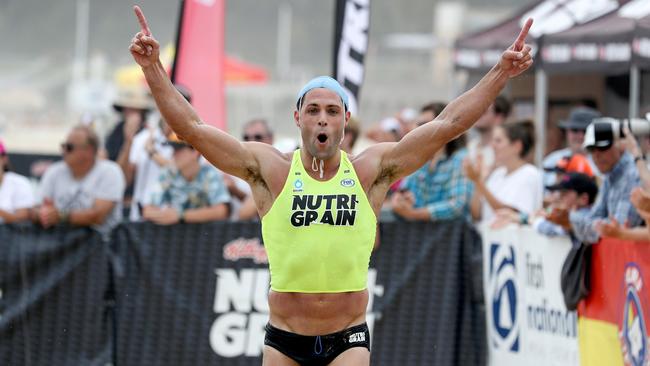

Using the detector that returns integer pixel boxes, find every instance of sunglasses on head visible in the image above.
[243,133,266,142]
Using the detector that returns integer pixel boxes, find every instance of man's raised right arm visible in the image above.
[129,6,261,180]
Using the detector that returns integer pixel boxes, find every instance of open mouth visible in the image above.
[317,133,328,144]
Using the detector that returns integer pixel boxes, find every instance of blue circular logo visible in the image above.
[488,243,519,352]
[294,179,303,190]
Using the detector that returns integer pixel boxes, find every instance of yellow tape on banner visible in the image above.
[578,317,624,366]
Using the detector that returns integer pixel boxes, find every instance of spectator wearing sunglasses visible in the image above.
[34,125,126,237]
[0,140,36,223]
[542,106,600,191]
[548,119,643,244]
[242,118,274,144]
[226,119,275,221]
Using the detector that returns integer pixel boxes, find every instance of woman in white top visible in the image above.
[464,120,543,225]
[0,142,36,223]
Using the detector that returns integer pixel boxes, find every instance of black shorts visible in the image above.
[264,322,370,366]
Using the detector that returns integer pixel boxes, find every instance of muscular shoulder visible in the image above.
[351,142,397,189]
[242,142,292,193]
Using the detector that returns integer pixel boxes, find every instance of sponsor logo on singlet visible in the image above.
[290,194,358,227]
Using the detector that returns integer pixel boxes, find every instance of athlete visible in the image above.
[129,6,533,365]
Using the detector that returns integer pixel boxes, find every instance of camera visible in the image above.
[582,114,650,149]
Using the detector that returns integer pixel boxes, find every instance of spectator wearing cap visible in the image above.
[588,123,650,243]
[549,119,643,244]
[121,85,190,221]
[142,135,230,225]
[542,107,600,189]
[34,125,126,237]
[0,141,36,223]
[534,173,598,237]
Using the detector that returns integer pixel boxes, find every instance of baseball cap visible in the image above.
[582,118,618,150]
[554,154,594,177]
[296,76,349,111]
[165,132,192,149]
[558,107,601,131]
[546,172,598,203]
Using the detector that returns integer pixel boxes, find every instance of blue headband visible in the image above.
[296,76,349,111]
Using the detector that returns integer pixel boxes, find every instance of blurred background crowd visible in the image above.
[1,0,650,246]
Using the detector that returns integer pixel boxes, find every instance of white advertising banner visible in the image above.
[481,224,580,366]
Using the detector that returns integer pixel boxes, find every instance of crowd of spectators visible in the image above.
[2,83,650,246]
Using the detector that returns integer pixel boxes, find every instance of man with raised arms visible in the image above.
[129,6,533,365]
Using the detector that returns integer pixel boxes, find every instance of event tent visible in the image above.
[454,0,644,164]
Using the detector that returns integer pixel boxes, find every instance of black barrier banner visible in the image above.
[114,222,269,366]
[370,221,485,365]
[0,225,110,365]
[114,220,485,366]
[333,0,370,115]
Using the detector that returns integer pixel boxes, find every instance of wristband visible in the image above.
[178,210,185,224]
[635,155,645,164]
[519,212,529,225]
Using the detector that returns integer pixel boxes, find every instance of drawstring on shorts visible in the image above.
[314,335,323,355]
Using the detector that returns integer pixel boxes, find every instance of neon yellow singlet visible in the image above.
[262,149,377,293]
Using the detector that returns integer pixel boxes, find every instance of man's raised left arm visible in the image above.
[380,19,534,180]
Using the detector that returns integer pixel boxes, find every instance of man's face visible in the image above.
[122,107,144,124]
[243,122,273,145]
[474,104,499,130]
[294,88,349,160]
[62,129,93,168]
[566,128,585,153]
[172,146,198,170]
[590,144,622,173]
[557,190,579,210]
[491,126,520,164]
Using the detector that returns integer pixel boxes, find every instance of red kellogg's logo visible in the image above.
[223,238,268,264]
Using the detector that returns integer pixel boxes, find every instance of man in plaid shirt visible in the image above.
[550,120,643,243]
[142,136,230,224]
[391,135,473,222]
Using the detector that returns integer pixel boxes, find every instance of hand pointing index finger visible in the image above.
[513,18,533,51]
[134,5,151,36]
